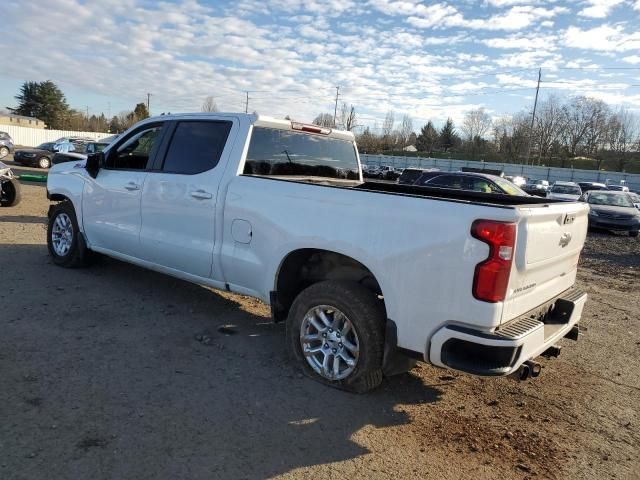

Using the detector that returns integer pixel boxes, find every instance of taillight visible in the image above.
[471,220,516,303]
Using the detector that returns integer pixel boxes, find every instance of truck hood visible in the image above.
[49,158,87,174]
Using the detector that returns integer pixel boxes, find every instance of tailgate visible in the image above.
[501,202,589,323]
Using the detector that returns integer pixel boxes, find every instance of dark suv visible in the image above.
[0,132,15,158]
[410,171,528,196]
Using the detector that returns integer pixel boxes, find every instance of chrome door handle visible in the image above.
[124,182,140,191]
[190,190,212,199]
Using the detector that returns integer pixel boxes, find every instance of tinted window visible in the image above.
[398,169,424,185]
[163,121,232,174]
[244,127,359,180]
[107,125,163,170]
[426,175,464,189]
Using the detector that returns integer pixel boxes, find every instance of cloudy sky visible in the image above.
[1,0,639,130]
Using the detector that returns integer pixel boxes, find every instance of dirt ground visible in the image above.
[1,168,639,479]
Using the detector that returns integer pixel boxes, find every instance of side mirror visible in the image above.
[86,151,105,179]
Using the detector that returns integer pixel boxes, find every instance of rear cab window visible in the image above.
[243,127,360,180]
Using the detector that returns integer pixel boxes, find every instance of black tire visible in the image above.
[47,201,91,267]
[38,156,51,169]
[630,231,639,238]
[0,178,21,207]
[286,280,385,393]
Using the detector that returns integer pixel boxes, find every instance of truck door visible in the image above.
[82,123,165,257]
[139,119,235,279]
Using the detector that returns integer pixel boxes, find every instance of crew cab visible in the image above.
[45,113,589,392]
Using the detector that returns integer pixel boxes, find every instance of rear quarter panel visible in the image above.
[220,176,521,354]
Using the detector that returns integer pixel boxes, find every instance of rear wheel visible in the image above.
[0,178,21,207]
[38,156,51,169]
[286,280,385,393]
[47,202,91,267]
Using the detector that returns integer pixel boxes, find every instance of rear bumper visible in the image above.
[428,287,587,376]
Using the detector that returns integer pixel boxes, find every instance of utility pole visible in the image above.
[333,86,340,128]
[525,68,541,166]
[244,91,249,113]
[146,93,152,114]
[86,106,89,120]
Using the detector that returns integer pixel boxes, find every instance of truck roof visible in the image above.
[145,112,355,142]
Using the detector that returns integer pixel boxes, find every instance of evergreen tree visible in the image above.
[415,121,438,154]
[439,118,456,152]
[10,80,70,129]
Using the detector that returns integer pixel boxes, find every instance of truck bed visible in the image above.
[355,181,563,207]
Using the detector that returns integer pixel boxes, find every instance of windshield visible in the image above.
[244,127,359,180]
[551,185,581,195]
[588,192,634,207]
[493,177,528,196]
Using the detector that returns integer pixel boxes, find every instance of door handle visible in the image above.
[124,182,140,191]
[190,190,212,200]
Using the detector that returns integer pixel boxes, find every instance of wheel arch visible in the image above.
[272,248,385,322]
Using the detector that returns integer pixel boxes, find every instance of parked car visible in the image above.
[0,160,21,207]
[51,137,116,166]
[522,179,550,197]
[581,190,640,237]
[0,132,15,158]
[379,165,399,180]
[577,182,608,193]
[606,185,629,192]
[13,142,57,169]
[397,167,434,185]
[547,181,582,202]
[629,192,640,209]
[504,175,527,187]
[46,113,588,392]
[362,164,381,178]
[413,171,528,196]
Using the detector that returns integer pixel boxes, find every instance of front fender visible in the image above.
[46,166,87,231]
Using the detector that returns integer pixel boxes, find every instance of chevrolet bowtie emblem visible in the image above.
[559,232,572,248]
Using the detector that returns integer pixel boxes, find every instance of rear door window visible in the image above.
[244,127,359,180]
[162,121,232,174]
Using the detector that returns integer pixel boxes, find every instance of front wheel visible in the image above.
[47,202,91,267]
[38,156,51,169]
[0,146,9,158]
[286,280,385,393]
[0,178,21,207]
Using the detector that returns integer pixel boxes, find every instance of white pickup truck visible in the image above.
[46,113,589,392]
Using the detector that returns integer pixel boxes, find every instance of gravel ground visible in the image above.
[1,179,639,480]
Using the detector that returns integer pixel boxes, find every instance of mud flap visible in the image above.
[383,319,419,377]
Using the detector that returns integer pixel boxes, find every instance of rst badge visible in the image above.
[563,214,576,225]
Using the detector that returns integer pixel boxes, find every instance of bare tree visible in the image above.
[312,113,334,127]
[399,114,414,148]
[534,95,566,164]
[461,108,492,159]
[606,108,639,171]
[562,96,607,157]
[338,103,357,131]
[201,96,219,112]
[381,111,395,151]
[462,108,492,140]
